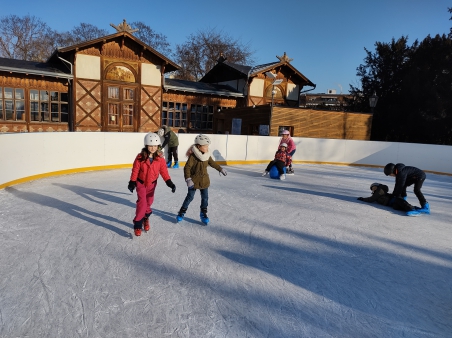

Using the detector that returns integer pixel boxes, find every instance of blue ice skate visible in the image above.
[417,202,430,214]
[407,202,430,216]
[172,162,179,169]
[406,210,421,217]
[200,210,209,225]
[176,208,186,223]
[167,161,172,168]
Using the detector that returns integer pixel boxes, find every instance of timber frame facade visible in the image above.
[0,22,322,135]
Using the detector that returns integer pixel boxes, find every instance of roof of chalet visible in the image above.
[164,78,244,97]
[48,31,180,73]
[0,57,73,79]
[200,54,316,88]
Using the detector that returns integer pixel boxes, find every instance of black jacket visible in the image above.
[392,163,426,197]
[362,184,391,205]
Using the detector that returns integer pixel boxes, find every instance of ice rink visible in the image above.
[1,164,451,338]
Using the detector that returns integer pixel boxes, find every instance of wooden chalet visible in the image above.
[0,20,371,139]
[201,52,315,108]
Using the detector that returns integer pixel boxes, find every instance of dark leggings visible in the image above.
[401,178,427,206]
[167,146,178,162]
[288,150,296,168]
[266,160,285,175]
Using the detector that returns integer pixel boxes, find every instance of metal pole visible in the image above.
[270,85,275,136]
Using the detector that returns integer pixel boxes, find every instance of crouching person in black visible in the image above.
[358,182,417,212]
[384,163,429,216]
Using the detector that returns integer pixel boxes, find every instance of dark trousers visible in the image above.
[266,160,285,175]
[168,146,178,162]
[288,150,296,168]
[392,197,416,212]
[401,178,427,206]
[181,188,208,210]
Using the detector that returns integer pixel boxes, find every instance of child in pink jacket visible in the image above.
[279,130,296,174]
[128,132,176,236]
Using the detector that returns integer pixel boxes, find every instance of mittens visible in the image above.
[128,180,136,193]
[165,179,176,193]
[186,178,194,189]
[220,169,227,176]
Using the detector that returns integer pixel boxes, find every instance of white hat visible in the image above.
[194,134,211,145]
[144,132,161,146]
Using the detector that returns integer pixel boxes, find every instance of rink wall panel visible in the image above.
[1,133,451,188]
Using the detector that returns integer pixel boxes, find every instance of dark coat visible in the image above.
[362,184,392,205]
[161,126,179,148]
[392,163,426,197]
[184,148,223,190]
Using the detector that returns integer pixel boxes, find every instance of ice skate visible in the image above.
[143,212,151,232]
[172,162,179,169]
[406,210,421,217]
[200,209,209,225]
[166,161,172,168]
[418,202,430,214]
[133,219,143,236]
[176,208,187,223]
[286,167,295,175]
[262,171,268,176]
[279,174,286,180]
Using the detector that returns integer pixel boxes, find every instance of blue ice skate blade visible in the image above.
[406,210,421,217]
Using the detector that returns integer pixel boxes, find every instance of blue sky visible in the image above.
[3,0,450,93]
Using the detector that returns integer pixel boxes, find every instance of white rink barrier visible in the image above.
[1,132,451,188]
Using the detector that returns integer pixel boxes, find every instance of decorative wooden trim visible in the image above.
[75,80,102,127]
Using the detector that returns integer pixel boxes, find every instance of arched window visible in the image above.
[265,85,283,100]
[105,65,136,83]
[104,64,137,131]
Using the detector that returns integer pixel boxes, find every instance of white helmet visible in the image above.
[144,132,161,146]
[194,134,211,145]
[280,143,288,148]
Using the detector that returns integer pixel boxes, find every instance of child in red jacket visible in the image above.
[128,132,176,236]
[262,143,292,180]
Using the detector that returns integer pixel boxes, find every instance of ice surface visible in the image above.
[1,164,451,337]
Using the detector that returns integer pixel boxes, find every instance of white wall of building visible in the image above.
[75,54,100,80]
[249,78,264,97]
[141,63,161,86]
[1,133,451,188]
[286,83,299,100]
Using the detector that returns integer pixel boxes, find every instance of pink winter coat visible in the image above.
[279,136,296,153]
[130,154,171,187]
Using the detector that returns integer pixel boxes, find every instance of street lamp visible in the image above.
[369,91,378,113]
[269,78,282,135]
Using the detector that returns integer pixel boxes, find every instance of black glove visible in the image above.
[128,180,136,193]
[166,179,176,193]
[357,197,364,201]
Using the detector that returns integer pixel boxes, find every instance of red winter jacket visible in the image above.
[274,150,292,167]
[130,154,171,187]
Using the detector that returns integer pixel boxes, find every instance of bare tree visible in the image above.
[52,23,109,48]
[0,15,55,61]
[173,28,254,81]
[130,21,172,56]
